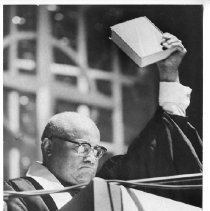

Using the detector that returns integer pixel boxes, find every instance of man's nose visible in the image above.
[83,150,97,164]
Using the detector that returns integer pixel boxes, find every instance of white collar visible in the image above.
[26,161,72,209]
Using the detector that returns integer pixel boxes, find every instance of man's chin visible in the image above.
[78,178,92,184]
[76,171,95,184]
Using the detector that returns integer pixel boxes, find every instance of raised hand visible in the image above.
[157,33,187,82]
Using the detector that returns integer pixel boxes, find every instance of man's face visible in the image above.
[48,121,101,185]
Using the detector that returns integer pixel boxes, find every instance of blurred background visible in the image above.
[3,5,203,180]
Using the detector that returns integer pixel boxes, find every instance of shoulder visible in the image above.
[4,177,35,211]
[5,177,37,192]
[4,177,51,211]
[97,155,126,179]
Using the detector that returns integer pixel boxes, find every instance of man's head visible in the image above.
[41,112,106,185]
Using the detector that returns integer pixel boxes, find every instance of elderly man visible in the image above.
[4,33,202,210]
[4,112,106,210]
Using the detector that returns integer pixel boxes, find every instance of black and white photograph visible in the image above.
[3,3,207,210]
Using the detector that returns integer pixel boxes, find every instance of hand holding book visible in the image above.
[157,33,187,82]
[110,17,178,67]
[110,16,186,75]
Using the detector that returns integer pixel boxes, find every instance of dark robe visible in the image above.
[97,107,202,207]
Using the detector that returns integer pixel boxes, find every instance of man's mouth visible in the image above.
[79,165,93,169]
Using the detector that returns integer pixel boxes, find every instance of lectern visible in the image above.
[59,177,201,211]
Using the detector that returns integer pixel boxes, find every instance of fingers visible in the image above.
[161,33,181,45]
[162,41,187,53]
[162,32,176,40]
[161,32,187,54]
[172,43,187,54]
[165,37,181,45]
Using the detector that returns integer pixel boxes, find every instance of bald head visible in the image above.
[41,112,100,144]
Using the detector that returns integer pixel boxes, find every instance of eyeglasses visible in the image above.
[51,135,107,159]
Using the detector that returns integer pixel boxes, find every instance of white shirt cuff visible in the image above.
[159,82,192,116]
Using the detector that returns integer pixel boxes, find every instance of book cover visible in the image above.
[110,17,176,67]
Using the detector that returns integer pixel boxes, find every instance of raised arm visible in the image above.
[131,33,190,134]
[158,32,187,83]
[157,33,191,117]
[97,32,202,181]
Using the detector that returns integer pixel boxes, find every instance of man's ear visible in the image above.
[42,138,53,157]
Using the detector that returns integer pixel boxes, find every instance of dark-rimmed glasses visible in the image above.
[51,135,107,159]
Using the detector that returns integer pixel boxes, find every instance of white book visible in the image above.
[110,17,176,67]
